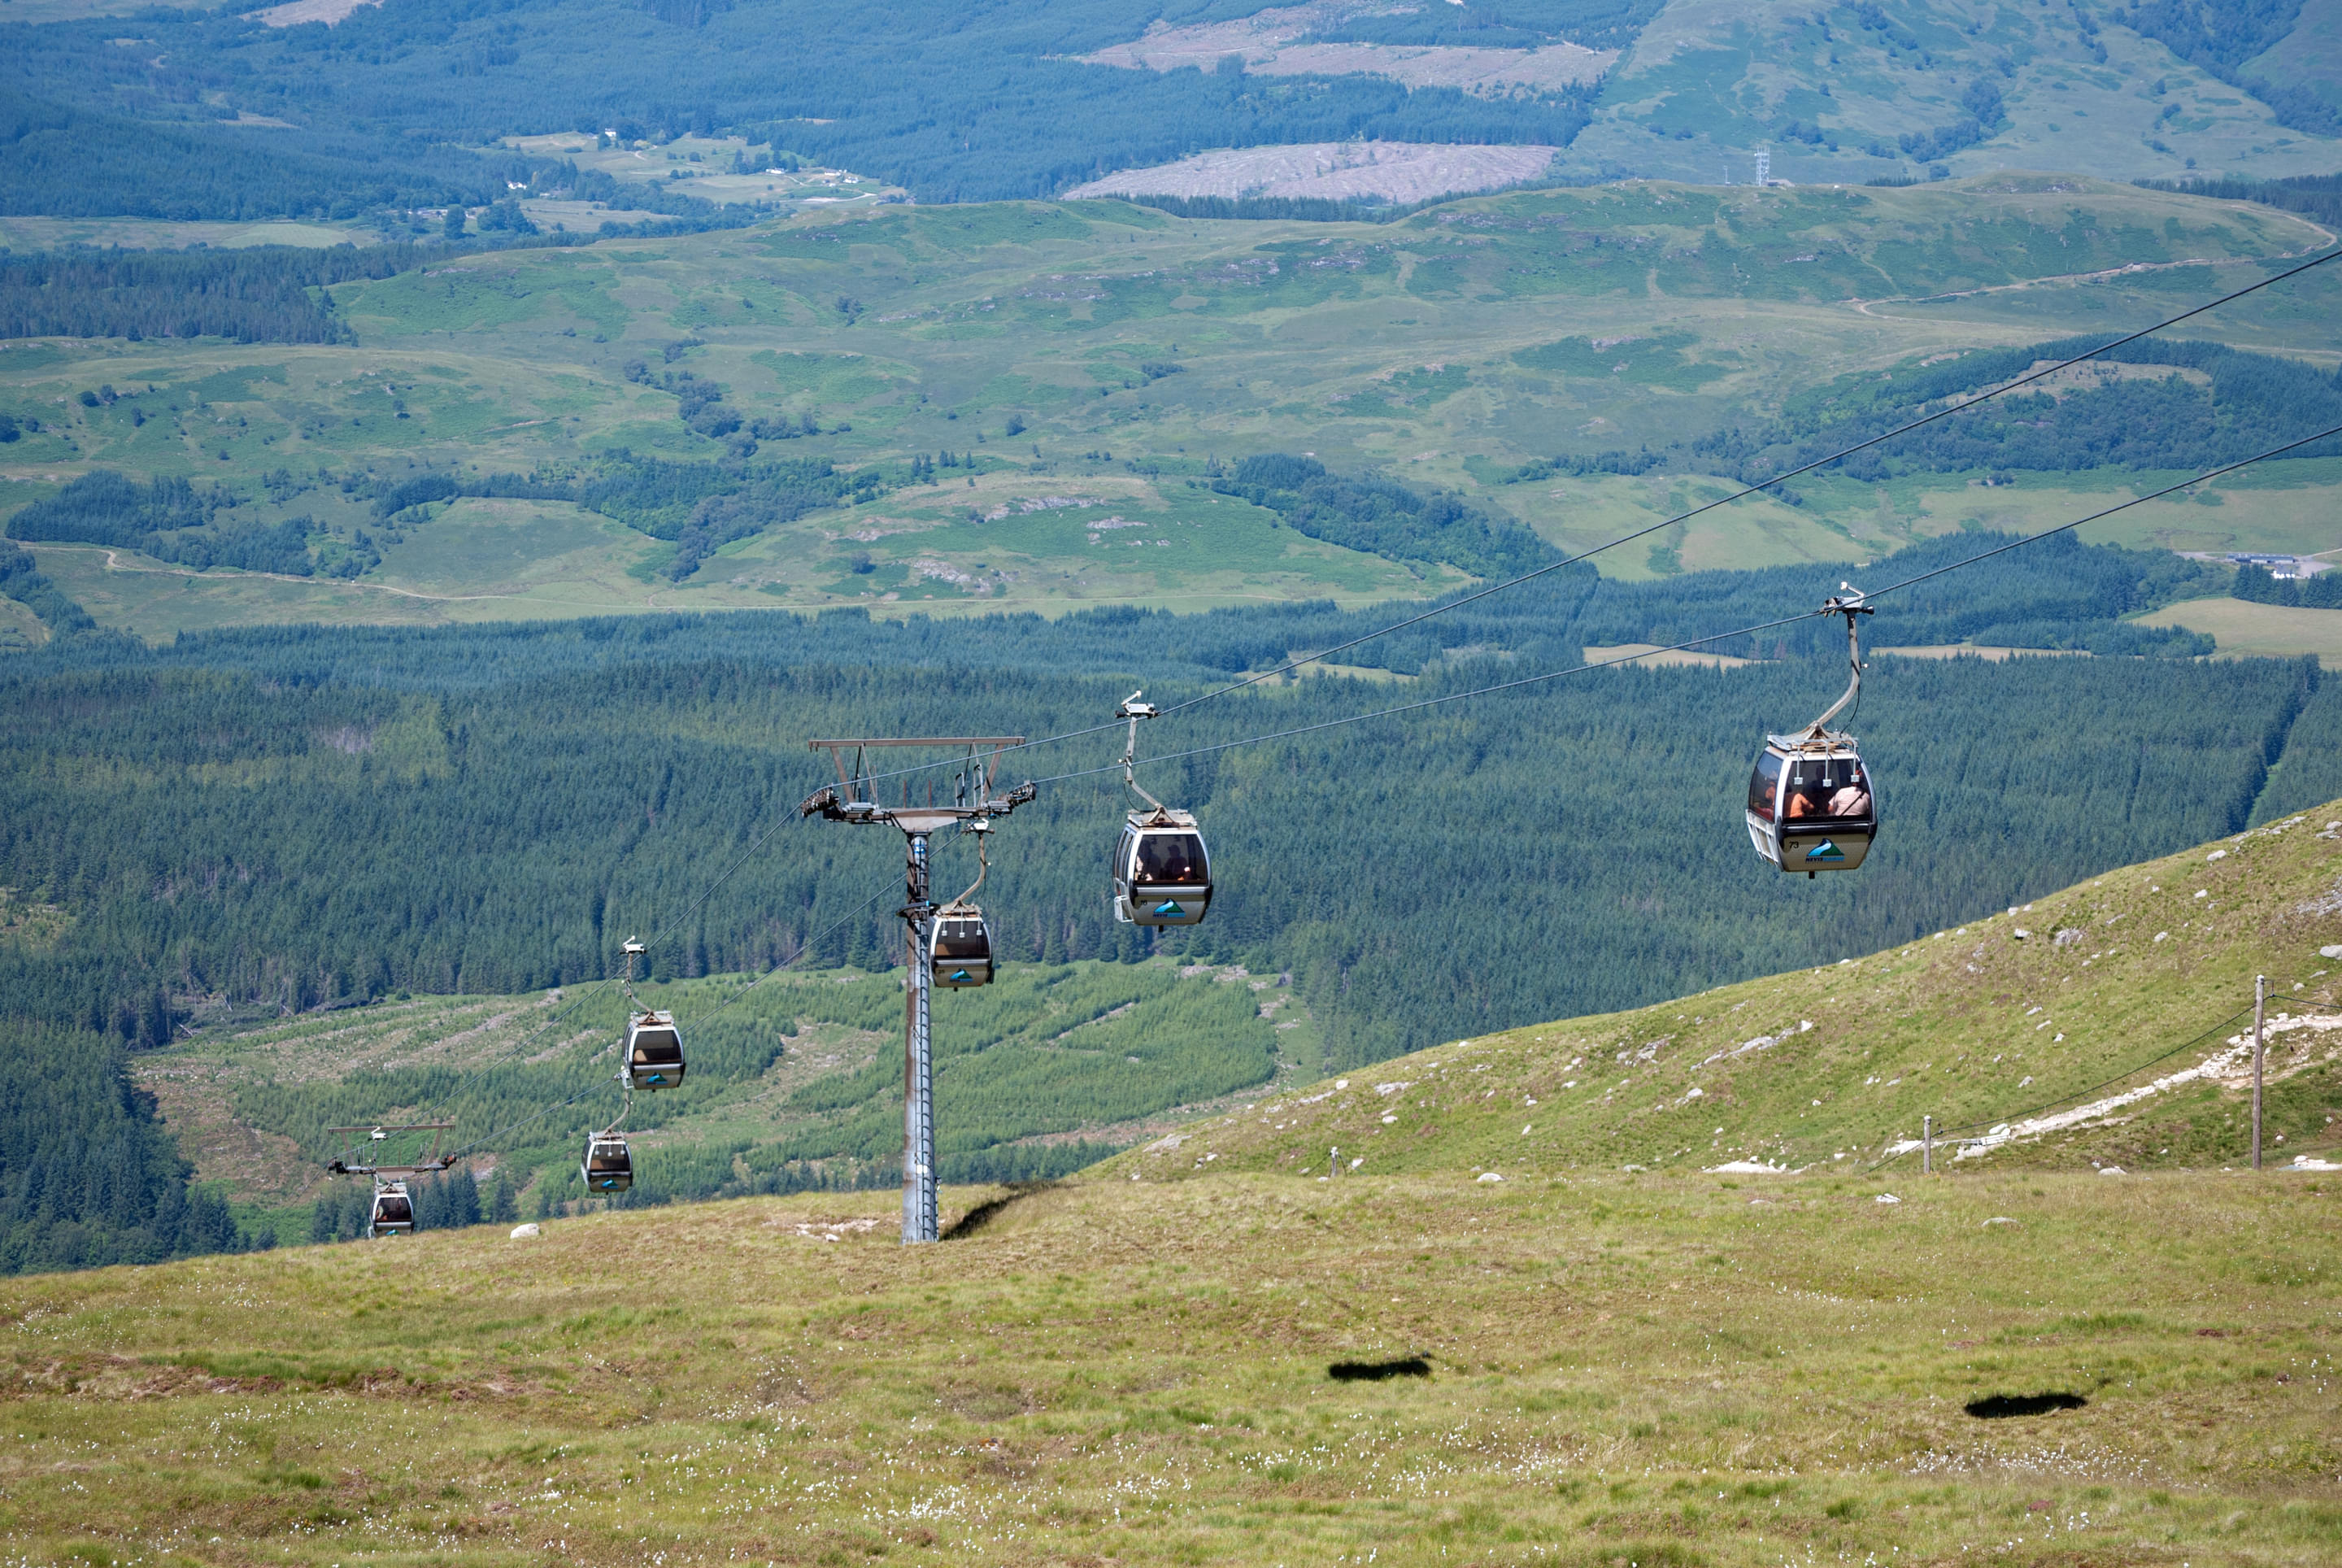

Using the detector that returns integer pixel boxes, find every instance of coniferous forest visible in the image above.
[2,530,2329,1070]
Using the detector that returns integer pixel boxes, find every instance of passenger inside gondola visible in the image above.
[375,1191,412,1225]
[1828,772,1872,818]
[1784,760,1870,821]
[1135,833,1206,883]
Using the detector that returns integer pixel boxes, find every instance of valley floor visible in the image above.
[1,1169,2332,1566]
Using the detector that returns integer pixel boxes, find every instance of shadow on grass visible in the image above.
[1329,1357,1431,1383]
[1965,1392,2087,1418]
[942,1181,1060,1240]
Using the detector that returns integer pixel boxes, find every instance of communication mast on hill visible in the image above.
[1754,146,1771,187]
[801,738,1034,1244]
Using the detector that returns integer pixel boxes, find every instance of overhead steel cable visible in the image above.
[390,807,821,1147]
[817,240,2342,798]
[1018,612,1821,788]
[1859,425,2342,598]
[1007,425,2342,794]
[407,416,2338,1170]
[440,877,900,1165]
[361,253,2342,1172]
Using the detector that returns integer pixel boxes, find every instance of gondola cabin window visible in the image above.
[934,918,989,960]
[1134,832,1208,884]
[1747,751,1783,821]
[1783,757,1872,822]
[626,1010,686,1090]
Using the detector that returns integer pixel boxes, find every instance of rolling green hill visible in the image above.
[1107,801,2342,1183]
[7,176,2341,640]
[1566,0,2342,187]
[0,805,2335,1566]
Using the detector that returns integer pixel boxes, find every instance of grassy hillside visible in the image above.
[0,1133,2331,1565]
[7,176,2342,640]
[1117,801,2342,1183]
[145,955,1323,1240]
[1567,0,2342,186]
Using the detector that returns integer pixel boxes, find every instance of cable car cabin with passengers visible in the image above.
[625,1010,686,1091]
[932,908,994,987]
[1747,743,1877,875]
[369,1180,415,1238]
[1745,587,1879,878]
[1113,810,1212,926]
[581,1132,633,1193]
[1109,691,1216,927]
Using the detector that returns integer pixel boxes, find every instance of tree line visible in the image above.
[3,0,1597,218]
[0,528,2315,1074]
[2233,562,2342,609]
[1215,454,1559,580]
[0,1018,262,1274]
[1685,335,2342,483]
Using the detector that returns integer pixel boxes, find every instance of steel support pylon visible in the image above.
[903,831,938,1244]
[799,735,1034,1247]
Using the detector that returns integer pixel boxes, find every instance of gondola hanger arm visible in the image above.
[1117,690,1166,813]
[1801,585,1874,739]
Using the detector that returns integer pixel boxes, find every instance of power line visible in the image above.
[403,417,2342,1167]
[390,427,2342,1176]
[364,254,2342,1170]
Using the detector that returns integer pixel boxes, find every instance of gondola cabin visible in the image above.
[369,1180,415,1238]
[932,908,994,988]
[1112,809,1212,926]
[581,1132,633,1193]
[625,1009,686,1091]
[1746,738,1877,876]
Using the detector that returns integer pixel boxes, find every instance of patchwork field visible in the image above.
[2141,597,2342,668]
[1077,2,1616,95]
[1561,0,2342,187]
[5,176,2341,641]
[1064,140,1563,203]
[0,216,374,251]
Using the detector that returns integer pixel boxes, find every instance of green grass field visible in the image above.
[2141,597,2342,668]
[141,952,1332,1243]
[1140,804,2342,1187]
[0,1166,2331,1567]
[13,788,2339,1566]
[5,176,2340,640]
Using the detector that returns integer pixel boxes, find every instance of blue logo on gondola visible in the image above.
[949,969,972,983]
[1804,840,1845,862]
[1153,900,1186,917]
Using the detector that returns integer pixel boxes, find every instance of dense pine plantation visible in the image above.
[0,1021,250,1271]
[4,529,2336,1262]
[1,534,2329,1054]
